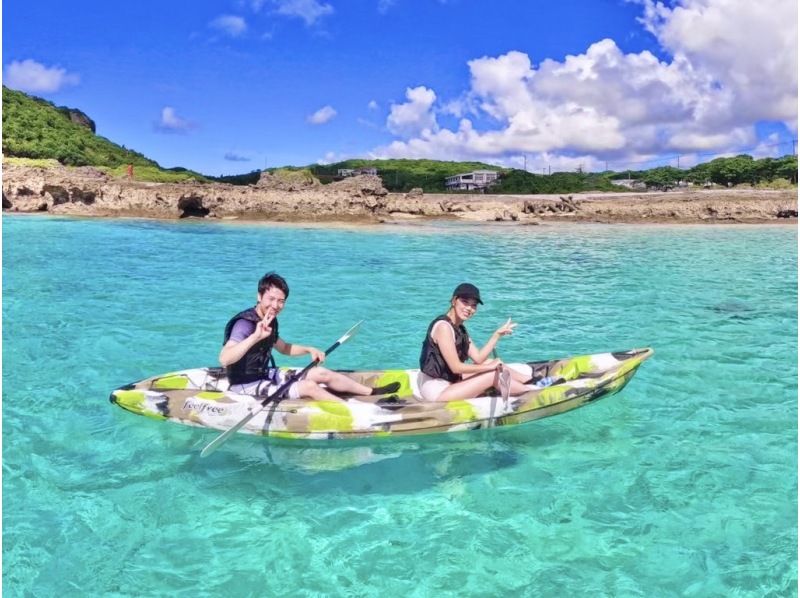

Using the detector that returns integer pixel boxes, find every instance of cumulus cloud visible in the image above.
[374,0,797,168]
[4,59,79,93]
[307,105,337,124]
[209,15,247,37]
[386,86,438,137]
[639,0,796,123]
[274,0,333,26]
[155,107,195,133]
[368,100,379,110]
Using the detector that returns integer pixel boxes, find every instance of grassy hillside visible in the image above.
[2,86,208,182]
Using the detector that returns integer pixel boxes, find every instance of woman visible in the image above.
[418,283,533,402]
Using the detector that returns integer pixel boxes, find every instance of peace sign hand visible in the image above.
[495,318,517,337]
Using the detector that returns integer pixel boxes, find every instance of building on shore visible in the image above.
[445,170,499,191]
[611,178,647,190]
[338,167,378,177]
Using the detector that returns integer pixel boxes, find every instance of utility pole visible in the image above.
[548,164,550,175]
[793,139,797,155]
[523,155,527,172]
[677,155,680,169]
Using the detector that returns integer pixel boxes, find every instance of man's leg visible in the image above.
[306,367,399,396]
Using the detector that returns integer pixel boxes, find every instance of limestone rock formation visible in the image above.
[1,162,795,224]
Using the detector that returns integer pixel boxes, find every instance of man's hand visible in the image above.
[307,346,326,363]
[254,312,274,341]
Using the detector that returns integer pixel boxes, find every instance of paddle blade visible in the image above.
[200,408,260,457]
[499,369,512,402]
[337,320,363,346]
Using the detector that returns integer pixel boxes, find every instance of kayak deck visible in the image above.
[110,348,653,440]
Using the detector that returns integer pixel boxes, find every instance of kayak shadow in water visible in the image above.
[191,427,539,496]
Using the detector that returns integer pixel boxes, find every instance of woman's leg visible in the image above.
[435,371,498,402]
[433,368,531,402]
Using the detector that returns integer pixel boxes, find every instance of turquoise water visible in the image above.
[3,215,797,596]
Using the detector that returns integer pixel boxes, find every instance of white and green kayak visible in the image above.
[110,348,652,440]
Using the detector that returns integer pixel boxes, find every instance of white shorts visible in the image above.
[229,368,301,400]
[419,373,452,402]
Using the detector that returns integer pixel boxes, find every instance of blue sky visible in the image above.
[3,0,797,176]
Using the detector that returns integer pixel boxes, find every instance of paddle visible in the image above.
[488,348,511,428]
[200,321,363,457]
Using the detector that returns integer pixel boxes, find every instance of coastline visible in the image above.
[2,163,797,225]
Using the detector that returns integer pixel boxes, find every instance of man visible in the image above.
[220,272,398,401]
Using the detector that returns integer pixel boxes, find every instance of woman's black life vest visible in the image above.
[419,315,470,382]
[222,307,279,385]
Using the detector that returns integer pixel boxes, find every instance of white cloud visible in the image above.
[224,151,251,161]
[4,59,79,93]
[368,100,379,110]
[378,0,396,14]
[386,86,438,137]
[156,107,195,133]
[374,0,797,168]
[209,15,247,37]
[274,0,333,26]
[307,105,337,124]
[639,0,797,124]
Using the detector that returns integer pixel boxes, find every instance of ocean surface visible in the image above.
[3,215,797,596]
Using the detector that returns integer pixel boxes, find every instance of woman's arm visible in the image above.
[471,318,517,363]
[433,323,498,376]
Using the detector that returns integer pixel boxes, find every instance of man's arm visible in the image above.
[219,316,273,366]
[275,338,325,362]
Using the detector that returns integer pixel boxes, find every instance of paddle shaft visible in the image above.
[200,321,361,457]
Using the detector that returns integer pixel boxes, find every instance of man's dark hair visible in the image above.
[258,272,290,298]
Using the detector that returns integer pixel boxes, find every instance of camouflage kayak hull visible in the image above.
[110,348,652,440]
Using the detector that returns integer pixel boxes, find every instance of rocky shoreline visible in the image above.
[2,163,797,224]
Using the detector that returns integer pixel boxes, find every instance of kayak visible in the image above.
[110,348,653,440]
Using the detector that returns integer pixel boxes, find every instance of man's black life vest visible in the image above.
[222,307,279,385]
[419,315,470,382]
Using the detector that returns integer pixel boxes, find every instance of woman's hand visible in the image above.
[483,357,503,370]
[495,318,517,338]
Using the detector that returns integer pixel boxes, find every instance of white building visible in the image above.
[445,170,499,191]
[611,178,646,190]
[338,167,378,177]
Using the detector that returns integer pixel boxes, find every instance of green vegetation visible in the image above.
[3,156,62,168]
[610,155,797,188]
[2,86,208,182]
[212,169,262,185]
[100,164,210,183]
[491,170,619,194]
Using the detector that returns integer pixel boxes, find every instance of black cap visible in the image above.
[452,282,483,304]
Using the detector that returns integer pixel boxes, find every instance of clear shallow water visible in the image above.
[3,215,797,596]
